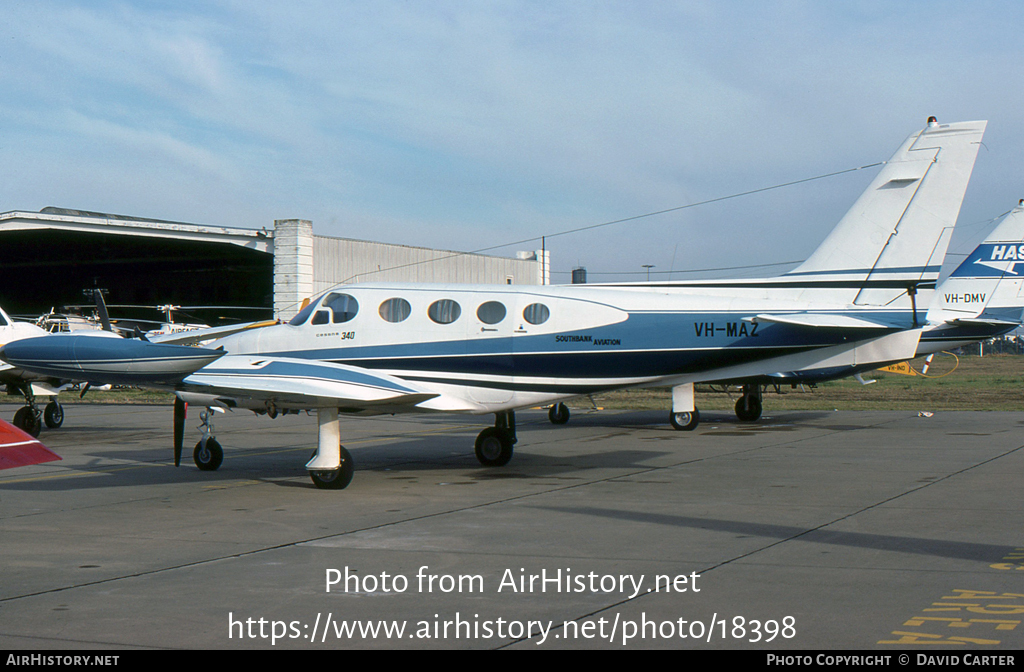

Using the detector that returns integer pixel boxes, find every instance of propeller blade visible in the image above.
[92,289,113,332]
[173,397,186,467]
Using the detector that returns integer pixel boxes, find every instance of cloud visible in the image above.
[1,1,1023,278]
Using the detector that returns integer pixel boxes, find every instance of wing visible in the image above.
[147,320,280,345]
[0,419,60,470]
[0,334,444,413]
[178,355,440,412]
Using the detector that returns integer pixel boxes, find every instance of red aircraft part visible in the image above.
[0,419,61,470]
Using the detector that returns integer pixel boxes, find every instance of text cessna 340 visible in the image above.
[0,118,1000,490]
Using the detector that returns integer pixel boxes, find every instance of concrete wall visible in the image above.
[273,219,315,320]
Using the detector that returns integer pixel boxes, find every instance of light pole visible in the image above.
[642,264,655,281]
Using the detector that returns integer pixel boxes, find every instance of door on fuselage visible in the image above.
[466,296,516,405]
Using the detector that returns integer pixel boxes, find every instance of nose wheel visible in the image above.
[190,408,224,470]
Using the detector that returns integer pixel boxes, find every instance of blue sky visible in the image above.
[2,1,1022,281]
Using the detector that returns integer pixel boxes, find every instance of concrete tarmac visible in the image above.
[1,403,1023,650]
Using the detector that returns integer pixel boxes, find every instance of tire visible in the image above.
[734,394,762,422]
[13,407,41,437]
[310,446,354,490]
[44,401,64,429]
[475,427,514,466]
[669,408,700,431]
[194,438,224,471]
[548,403,570,425]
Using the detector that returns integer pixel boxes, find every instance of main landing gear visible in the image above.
[547,403,570,425]
[10,386,64,437]
[734,384,763,422]
[669,409,700,431]
[306,407,354,490]
[475,410,517,467]
[669,383,700,432]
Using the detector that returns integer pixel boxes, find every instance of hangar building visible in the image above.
[0,207,549,322]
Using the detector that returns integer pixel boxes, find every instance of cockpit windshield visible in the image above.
[288,292,360,326]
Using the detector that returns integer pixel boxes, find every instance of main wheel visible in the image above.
[475,427,514,466]
[734,394,762,422]
[310,446,354,490]
[548,403,570,425]
[13,407,41,437]
[194,438,224,471]
[44,401,65,429]
[669,408,700,431]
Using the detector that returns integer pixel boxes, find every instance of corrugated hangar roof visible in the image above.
[1,207,272,253]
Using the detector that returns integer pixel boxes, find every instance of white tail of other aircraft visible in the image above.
[927,200,1024,327]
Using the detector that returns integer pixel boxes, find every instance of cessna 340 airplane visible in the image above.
[0,118,999,490]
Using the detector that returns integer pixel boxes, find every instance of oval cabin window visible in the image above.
[522,303,550,325]
[379,298,412,323]
[476,301,506,325]
[428,299,462,324]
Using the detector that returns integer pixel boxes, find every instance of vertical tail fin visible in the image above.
[785,118,987,305]
[926,201,1024,326]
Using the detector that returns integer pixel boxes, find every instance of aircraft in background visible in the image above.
[0,118,993,490]
[0,305,81,434]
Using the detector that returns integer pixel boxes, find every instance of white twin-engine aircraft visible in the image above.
[1,118,1009,490]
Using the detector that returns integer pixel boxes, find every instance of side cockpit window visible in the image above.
[323,293,359,323]
[289,292,360,326]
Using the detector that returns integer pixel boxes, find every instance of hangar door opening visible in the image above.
[0,229,274,324]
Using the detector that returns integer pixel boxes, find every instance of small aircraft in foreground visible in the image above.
[0,118,998,490]
[0,417,60,470]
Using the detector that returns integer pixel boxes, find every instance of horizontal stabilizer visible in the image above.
[947,317,1022,327]
[182,355,439,409]
[747,313,898,329]
[0,420,60,470]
